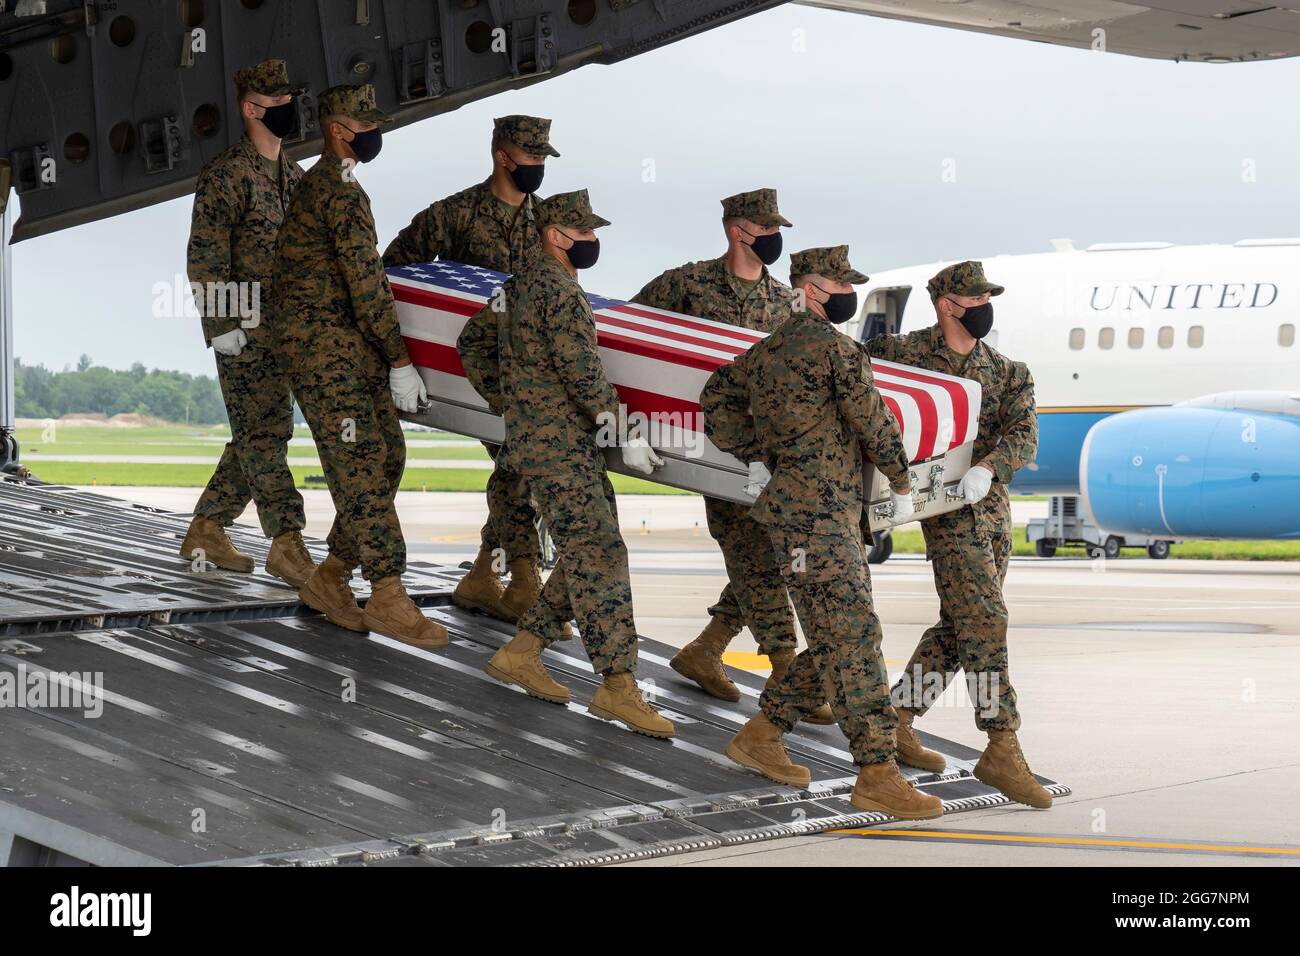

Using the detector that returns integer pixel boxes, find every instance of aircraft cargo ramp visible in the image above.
[0,477,1070,867]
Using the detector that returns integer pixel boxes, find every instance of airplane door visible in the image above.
[857,286,912,343]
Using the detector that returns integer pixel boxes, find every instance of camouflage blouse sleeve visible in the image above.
[981,360,1038,484]
[381,197,450,268]
[457,295,504,415]
[832,339,912,494]
[859,332,898,362]
[186,163,245,345]
[629,266,683,312]
[330,188,409,365]
[547,287,620,428]
[700,356,762,464]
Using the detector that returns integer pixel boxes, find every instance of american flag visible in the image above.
[389,259,979,464]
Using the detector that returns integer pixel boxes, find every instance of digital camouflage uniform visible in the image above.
[703,246,912,766]
[862,260,1038,732]
[273,84,409,581]
[459,191,638,675]
[631,188,797,655]
[188,59,305,538]
[382,116,558,567]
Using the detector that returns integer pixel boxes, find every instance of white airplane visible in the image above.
[847,238,1300,558]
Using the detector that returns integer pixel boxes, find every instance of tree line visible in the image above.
[16,356,232,425]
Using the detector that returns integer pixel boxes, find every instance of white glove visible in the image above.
[957,464,994,505]
[211,328,247,357]
[621,437,665,476]
[389,363,428,413]
[889,489,915,523]
[744,461,771,498]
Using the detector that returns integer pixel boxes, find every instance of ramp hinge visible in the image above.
[138,115,184,174]
[508,14,556,78]
[7,143,53,194]
[395,38,446,103]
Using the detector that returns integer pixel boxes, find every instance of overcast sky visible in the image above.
[11,5,1300,375]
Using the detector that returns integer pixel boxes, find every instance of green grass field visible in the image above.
[17,424,685,495]
[18,424,1300,555]
[888,526,1300,561]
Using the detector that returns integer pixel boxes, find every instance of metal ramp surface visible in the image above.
[0,477,1070,867]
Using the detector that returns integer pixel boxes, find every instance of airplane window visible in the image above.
[1128,327,1144,348]
[1188,325,1204,348]
[1280,324,1296,347]
[1158,326,1174,348]
[1069,328,1084,350]
[1098,327,1114,349]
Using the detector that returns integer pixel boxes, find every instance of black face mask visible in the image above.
[955,300,994,339]
[563,235,600,270]
[257,99,297,139]
[346,126,383,163]
[740,227,782,266]
[507,160,545,195]
[813,286,858,324]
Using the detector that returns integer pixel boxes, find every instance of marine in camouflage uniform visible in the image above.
[459,190,673,739]
[631,188,802,701]
[273,83,445,649]
[704,246,942,819]
[863,260,1052,808]
[181,59,314,587]
[383,116,559,623]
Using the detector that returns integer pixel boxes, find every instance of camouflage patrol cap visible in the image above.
[789,245,869,284]
[317,83,392,124]
[234,59,304,98]
[494,115,560,157]
[720,188,792,228]
[927,260,1005,301]
[537,189,610,230]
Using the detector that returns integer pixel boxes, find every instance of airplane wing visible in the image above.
[797,0,1300,63]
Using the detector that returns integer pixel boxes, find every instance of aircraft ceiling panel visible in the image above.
[0,0,787,241]
[797,0,1300,62]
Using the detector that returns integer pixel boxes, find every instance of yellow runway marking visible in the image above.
[721,651,901,671]
[833,828,1300,857]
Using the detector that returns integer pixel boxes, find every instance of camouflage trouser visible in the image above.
[704,496,796,655]
[479,441,542,564]
[519,468,638,675]
[194,341,304,536]
[761,526,897,766]
[295,371,407,581]
[892,513,1020,732]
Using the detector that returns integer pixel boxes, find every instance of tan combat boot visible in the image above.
[485,629,569,704]
[765,647,835,724]
[590,672,675,739]
[266,530,317,588]
[452,548,509,619]
[725,713,812,788]
[896,708,946,774]
[363,576,449,648]
[764,647,795,690]
[299,554,367,632]
[974,730,1053,808]
[669,617,740,701]
[180,516,254,573]
[851,759,944,820]
[499,557,542,624]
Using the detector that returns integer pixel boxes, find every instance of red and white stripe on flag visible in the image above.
[390,264,979,465]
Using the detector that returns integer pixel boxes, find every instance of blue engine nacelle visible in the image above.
[1080,404,1300,539]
